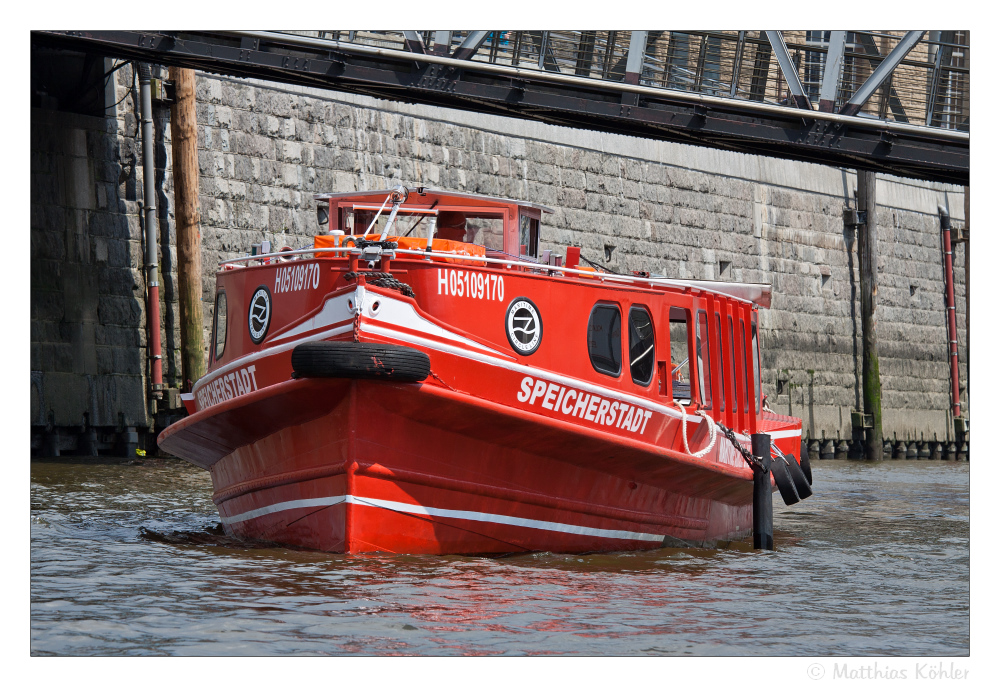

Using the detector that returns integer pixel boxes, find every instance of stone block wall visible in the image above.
[29,66,968,444]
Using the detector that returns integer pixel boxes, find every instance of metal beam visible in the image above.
[34,30,967,184]
[624,30,648,85]
[840,30,924,117]
[402,31,426,55]
[765,31,812,110]
[451,30,491,61]
[818,30,846,112]
[432,31,452,56]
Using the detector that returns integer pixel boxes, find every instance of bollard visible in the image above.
[751,433,774,551]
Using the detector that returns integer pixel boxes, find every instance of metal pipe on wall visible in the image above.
[939,206,961,418]
[139,63,163,401]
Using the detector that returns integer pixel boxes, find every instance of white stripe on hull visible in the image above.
[221,494,665,542]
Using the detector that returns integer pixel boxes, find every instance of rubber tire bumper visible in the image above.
[291,342,430,382]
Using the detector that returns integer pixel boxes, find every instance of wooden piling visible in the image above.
[857,170,883,461]
[169,67,205,388]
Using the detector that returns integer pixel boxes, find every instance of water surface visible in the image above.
[30,458,969,656]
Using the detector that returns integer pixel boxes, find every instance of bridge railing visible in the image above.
[304,30,968,133]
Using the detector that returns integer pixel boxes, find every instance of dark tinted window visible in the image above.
[716,313,726,412]
[588,305,622,376]
[213,291,227,361]
[628,306,655,385]
[696,310,712,408]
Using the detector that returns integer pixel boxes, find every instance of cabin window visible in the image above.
[752,316,761,412]
[628,306,655,386]
[518,213,540,257]
[669,307,692,400]
[715,313,726,412]
[461,213,505,251]
[740,320,749,410]
[588,304,622,376]
[696,310,712,409]
[213,291,227,361]
[728,316,738,411]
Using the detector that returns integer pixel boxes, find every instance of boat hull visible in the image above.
[161,375,756,554]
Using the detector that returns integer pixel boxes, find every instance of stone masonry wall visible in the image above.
[189,74,967,442]
[30,66,968,445]
[31,63,182,432]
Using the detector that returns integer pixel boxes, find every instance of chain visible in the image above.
[718,423,765,473]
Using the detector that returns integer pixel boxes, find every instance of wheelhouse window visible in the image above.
[588,304,622,376]
[628,306,655,386]
[213,291,228,362]
[752,316,761,412]
[518,211,540,257]
[669,307,692,400]
[740,320,749,410]
[728,316,738,411]
[696,310,712,409]
[715,313,726,412]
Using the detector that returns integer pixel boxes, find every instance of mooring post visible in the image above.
[857,170,883,461]
[169,66,205,389]
[751,432,774,550]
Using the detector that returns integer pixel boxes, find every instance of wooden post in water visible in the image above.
[169,67,205,389]
[857,170,883,461]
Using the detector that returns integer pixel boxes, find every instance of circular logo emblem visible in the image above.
[505,298,542,355]
[247,286,272,344]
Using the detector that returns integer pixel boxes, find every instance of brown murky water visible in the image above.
[30,458,969,656]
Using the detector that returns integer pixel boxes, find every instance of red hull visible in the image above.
[159,187,805,554]
[163,376,758,554]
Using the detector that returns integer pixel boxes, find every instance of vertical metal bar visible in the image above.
[138,64,163,401]
[624,30,647,85]
[537,31,548,69]
[940,207,962,418]
[730,30,746,97]
[819,30,846,112]
[749,32,772,102]
[575,31,596,76]
[433,31,452,56]
[693,34,707,92]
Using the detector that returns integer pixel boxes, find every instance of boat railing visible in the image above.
[217,245,759,306]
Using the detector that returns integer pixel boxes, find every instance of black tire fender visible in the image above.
[783,455,813,500]
[771,456,801,506]
[291,342,430,382]
[798,449,813,486]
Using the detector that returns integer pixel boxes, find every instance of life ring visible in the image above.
[291,342,430,382]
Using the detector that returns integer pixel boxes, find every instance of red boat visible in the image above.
[159,186,810,554]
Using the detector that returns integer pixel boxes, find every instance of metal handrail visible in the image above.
[217,245,762,306]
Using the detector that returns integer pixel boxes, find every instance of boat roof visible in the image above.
[313,186,555,213]
[670,280,772,309]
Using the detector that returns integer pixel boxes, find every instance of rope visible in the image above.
[342,271,415,298]
[671,401,718,458]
